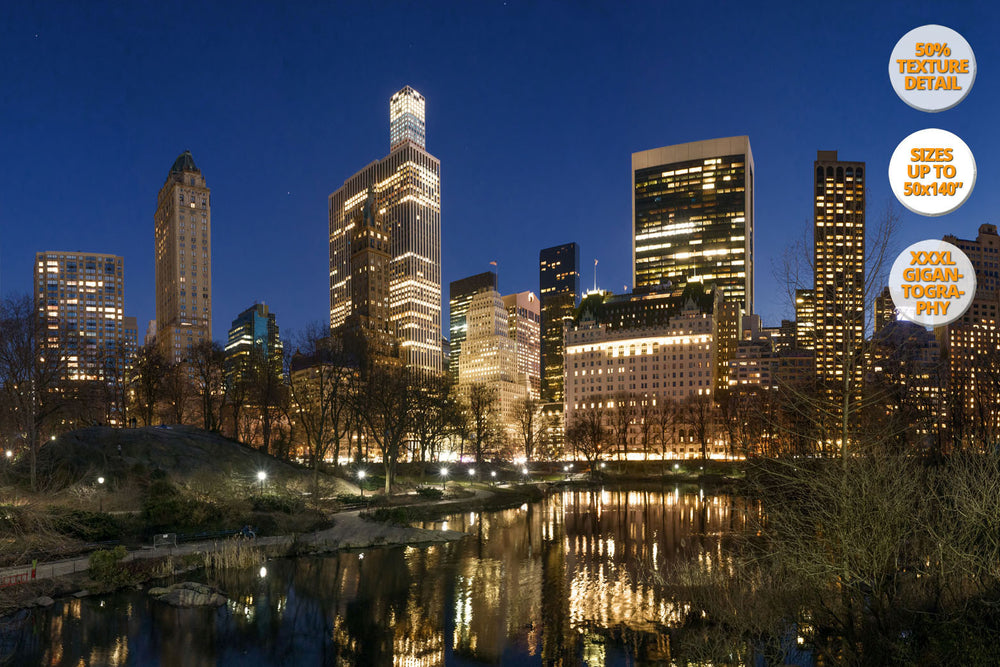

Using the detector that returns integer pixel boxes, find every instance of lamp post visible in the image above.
[357,469,367,500]
[440,467,448,491]
[97,476,105,512]
[490,470,497,487]
[467,468,475,484]
[257,470,267,495]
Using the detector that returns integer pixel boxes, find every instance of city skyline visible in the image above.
[2,4,999,341]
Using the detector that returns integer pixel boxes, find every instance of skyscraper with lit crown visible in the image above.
[155,150,212,363]
[330,86,442,373]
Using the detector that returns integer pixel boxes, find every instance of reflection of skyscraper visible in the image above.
[155,151,212,363]
[812,151,865,404]
[329,86,442,373]
[632,136,754,314]
[539,243,579,404]
[448,272,497,381]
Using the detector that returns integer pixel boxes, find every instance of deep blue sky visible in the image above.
[1,1,997,340]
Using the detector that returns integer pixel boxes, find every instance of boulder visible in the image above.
[33,596,54,607]
[150,581,227,607]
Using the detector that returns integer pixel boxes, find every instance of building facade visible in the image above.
[224,303,283,386]
[154,150,212,363]
[502,291,541,400]
[539,243,580,404]
[564,297,724,459]
[812,151,865,424]
[34,252,125,382]
[939,224,1000,448]
[448,271,497,381]
[330,86,442,374]
[632,136,754,315]
[458,289,529,440]
[794,289,816,351]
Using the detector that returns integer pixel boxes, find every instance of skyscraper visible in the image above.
[224,303,283,387]
[155,150,212,363]
[632,136,754,314]
[34,252,124,382]
[539,243,580,403]
[330,86,442,373]
[939,224,1000,447]
[448,271,497,381]
[812,151,865,399]
[502,291,541,400]
[795,289,816,351]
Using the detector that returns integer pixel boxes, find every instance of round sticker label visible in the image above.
[889,239,975,328]
[889,24,976,112]
[888,128,976,217]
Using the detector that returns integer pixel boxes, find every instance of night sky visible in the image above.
[1,1,997,341]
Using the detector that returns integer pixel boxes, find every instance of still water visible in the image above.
[1,488,749,666]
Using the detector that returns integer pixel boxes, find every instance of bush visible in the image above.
[415,487,444,500]
[88,545,132,590]
[364,507,414,525]
[141,479,228,534]
[50,508,124,542]
[251,493,304,514]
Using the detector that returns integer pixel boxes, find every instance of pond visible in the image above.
[2,488,754,665]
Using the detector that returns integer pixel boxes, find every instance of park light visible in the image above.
[600,462,606,469]
[468,468,475,477]
[673,463,680,471]
[440,466,449,491]
[357,469,367,500]
[563,465,569,472]
[521,467,528,476]
[5,450,11,459]
[50,435,56,441]
[98,476,105,485]
[97,476,106,512]
[259,566,267,579]
[257,471,267,481]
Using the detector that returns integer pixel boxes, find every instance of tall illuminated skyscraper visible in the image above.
[539,243,580,403]
[34,251,124,381]
[449,271,497,382]
[632,136,754,314]
[154,150,212,363]
[330,86,442,373]
[812,151,865,397]
[502,291,541,400]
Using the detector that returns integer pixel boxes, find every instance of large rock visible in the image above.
[149,581,227,607]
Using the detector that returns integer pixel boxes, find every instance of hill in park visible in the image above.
[12,425,355,497]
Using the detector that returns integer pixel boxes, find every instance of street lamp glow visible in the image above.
[521,467,528,476]
[357,470,366,480]
[5,450,11,459]
[440,467,448,477]
[98,476,105,484]
[257,471,267,482]
[467,468,475,477]
[50,435,56,441]
[490,471,497,478]
[563,465,569,472]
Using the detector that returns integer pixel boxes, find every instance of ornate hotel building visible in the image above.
[632,136,754,315]
[154,150,212,363]
[448,271,497,382]
[329,86,442,374]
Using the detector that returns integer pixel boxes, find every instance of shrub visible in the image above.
[88,545,132,590]
[251,493,304,514]
[415,487,444,500]
[50,508,123,542]
[364,507,414,525]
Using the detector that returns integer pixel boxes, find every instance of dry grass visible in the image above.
[202,536,264,571]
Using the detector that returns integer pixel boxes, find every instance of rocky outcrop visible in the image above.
[148,582,227,607]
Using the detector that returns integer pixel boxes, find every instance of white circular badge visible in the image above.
[889,24,976,112]
[888,128,976,217]
[889,239,975,328]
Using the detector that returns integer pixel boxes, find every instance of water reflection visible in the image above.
[3,488,749,665]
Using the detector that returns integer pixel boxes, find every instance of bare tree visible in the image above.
[161,361,191,424]
[0,295,65,491]
[464,383,499,464]
[410,373,459,464]
[681,392,714,460]
[286,325,354,496]
[188,340,225,432]
[609,391,636,465]
[131,343,168,427]
[359,363,414,494]
[566,399,609,475]
[512,395,543,462]
[248,345,287,454]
